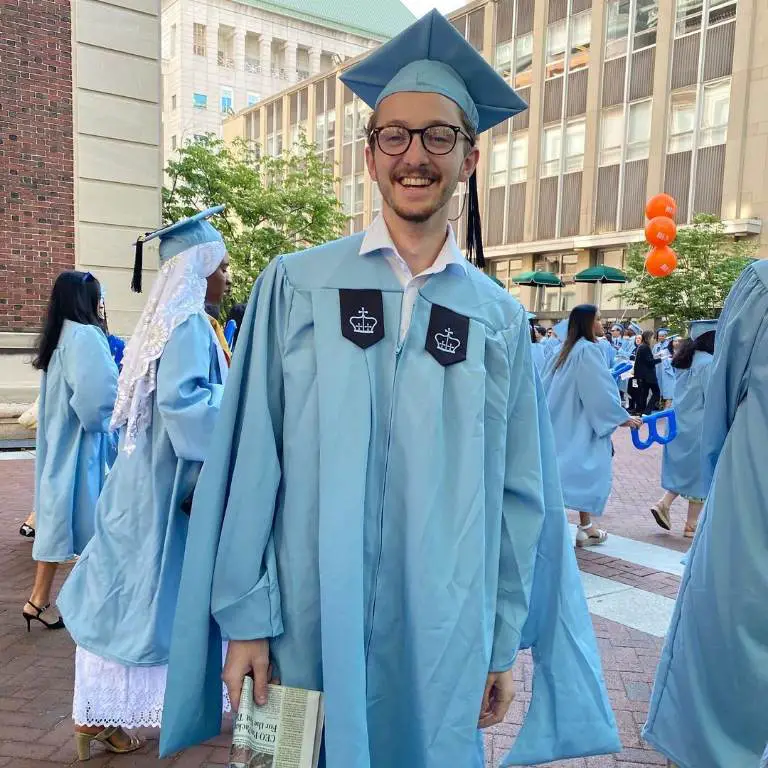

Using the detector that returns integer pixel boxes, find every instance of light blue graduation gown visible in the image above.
[598,337,616,368]
[542,338,630,516]
[530,340,546,373]
[659,354,675,400]
[643,260,768,767]
[615,338,635,394]
[159,237,620,766]
[32,320,118,562]
[57,313,225,666]
[541,335,562,364]
[660,352,713,499]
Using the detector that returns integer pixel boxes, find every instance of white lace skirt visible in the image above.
[73,645,230,728]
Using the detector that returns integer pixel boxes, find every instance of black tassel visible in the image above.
[465,172,485,270]
[131,239,143,293]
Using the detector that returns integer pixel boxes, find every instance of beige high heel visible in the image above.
[75,726,143,761]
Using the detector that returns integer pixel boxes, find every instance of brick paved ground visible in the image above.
[1,456,671,767]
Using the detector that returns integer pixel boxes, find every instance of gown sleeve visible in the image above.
[701,264,768,481]
[63,324,118,433]
[156,314,225,463]
[576,343,629,438]
[489,317,548,672]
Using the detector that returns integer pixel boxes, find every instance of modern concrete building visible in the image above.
[1,0,163,403]
[224,0,767,320]
[160,0,415,166]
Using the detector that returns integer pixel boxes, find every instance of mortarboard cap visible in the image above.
[611,324,623,332]
[340,10,527,134]
[132,205,225,293]
[657,327,670,337]
[689,319,717,340]
[526,311,537,322]
[553,319,569,341]
[629,322,643,335]
[340,10,527,270]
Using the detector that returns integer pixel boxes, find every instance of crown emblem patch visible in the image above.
[425,304,468,366]
[339,289,385,349]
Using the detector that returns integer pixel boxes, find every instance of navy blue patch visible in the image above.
[425,304,469,366]
[339,289,385,349]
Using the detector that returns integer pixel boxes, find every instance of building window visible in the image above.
[343,102,354,143]
[565,119,586,173]
[600,106,624,166]
[342,176,353,215]
[605,0,631,59]
[193,23,207,57]
[510,133,528,183]
[491,135,508,188]
[247,93,260,107]
[569,12,592,72]
[221,88,233,114]
[675,0,703,35]
[354,172,365,214]
[495,41,513,81]
[193,92,207,109]
[700,78,730,146]
[668,88,696,153]
[171,135,177,150]
[546,19,568,79]
[541,126,562,177]
[515,34,534,88]
[634,0,658,50]
[627,99,652,160]
[709,0,737,25]
[355,100,371,140]
[170,24,177,58]
[171,94,176,111]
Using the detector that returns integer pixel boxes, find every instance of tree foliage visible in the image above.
[163,134,347,307]
[619,214,755,333]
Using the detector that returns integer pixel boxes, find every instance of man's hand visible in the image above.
[478,670,516,729]
[222,639,277,710]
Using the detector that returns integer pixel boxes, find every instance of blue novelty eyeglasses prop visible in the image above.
[631,409,677,450]
[611,361,633,384]
[224,319,237,347]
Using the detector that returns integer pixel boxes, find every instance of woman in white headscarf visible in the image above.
[57,207,230,759]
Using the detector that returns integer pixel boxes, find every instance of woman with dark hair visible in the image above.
[543,305,641,546]
[24,271,118,631]
[630,330,661,414]
[650,322,716,537]
[529,322,546,373]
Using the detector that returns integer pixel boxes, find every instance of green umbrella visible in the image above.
[573,265,628,284]
[511,270,563,287]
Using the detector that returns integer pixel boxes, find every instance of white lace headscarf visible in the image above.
[111,239,227,453]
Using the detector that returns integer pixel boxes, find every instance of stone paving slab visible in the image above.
[1,457,669,766]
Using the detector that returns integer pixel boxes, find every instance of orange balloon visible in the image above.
[645,246,678,278]
[645,216,677,247]
[646,193,677,221]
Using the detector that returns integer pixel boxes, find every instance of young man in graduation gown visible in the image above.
[160,11,619,767]
[643,261,768,767]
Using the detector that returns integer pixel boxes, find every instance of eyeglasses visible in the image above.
[371,124,472,156]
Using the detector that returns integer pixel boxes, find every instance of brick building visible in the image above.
[0,0,163,402]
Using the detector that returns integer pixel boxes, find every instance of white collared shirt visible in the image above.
[359,214,469,342]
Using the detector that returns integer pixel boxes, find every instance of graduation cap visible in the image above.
[657,327,670,337]
[628,322,643,335]
[611,324,623,332]
[689,319,717,340]
[340,9,527,269]
[553,319,569,341]
[131,205,225,293]
[526,311,537,322]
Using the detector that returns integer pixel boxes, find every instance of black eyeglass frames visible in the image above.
[371,124,472,156]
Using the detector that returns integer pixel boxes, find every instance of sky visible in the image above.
[400,0,466,18]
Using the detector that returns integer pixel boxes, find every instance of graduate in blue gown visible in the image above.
[23,271,118,633]
[643,260,768,767]
[530,322,547,373]
[615,327,635,406]
[542,305,641,547]
[652,327,669,394]
[56,208,231,759]
[657,338,676,406]
[650,322,715,538]
[159,12,620,767]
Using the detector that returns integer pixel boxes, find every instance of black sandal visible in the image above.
[22,601,65,631]
[19,523,35,538]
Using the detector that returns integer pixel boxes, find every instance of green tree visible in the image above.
[163,134,347,307]
[619,214,755,333]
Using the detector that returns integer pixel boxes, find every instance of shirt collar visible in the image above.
[360,213,469,279]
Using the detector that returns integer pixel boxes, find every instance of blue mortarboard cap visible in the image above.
[526,311,537,321]
[657,327,670,336]
[132,206,225,293]
[689,319,717,340]
[611,324,623,332]
[340,10,527,134]
[629,322,643,335]
[553,319,569,341]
